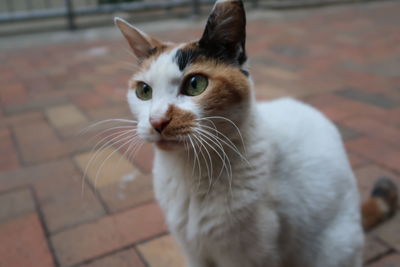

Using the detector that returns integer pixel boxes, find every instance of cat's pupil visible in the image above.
[190,77,198,89]
[143,84,149,93]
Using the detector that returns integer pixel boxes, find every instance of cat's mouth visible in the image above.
[156,138,184,150]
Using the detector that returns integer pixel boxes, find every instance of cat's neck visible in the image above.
[154,101,272,196]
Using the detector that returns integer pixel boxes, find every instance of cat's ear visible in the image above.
[114,17,162,60]
[199,0,247,65]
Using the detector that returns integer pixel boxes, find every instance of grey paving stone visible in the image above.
[336,88,399,109]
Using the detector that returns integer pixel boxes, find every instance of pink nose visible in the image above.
[150,117,171,134]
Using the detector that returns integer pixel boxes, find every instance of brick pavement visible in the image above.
[1,1,400,266]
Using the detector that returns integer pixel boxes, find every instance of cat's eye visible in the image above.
[135,82,152,100]
[181,74,208,96]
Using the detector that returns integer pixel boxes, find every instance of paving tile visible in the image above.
[260,67,298,81]
[0,128,19,172]
[80,249,145,267]
[51,202,167,266]
[354,164,400,204]
[12,119,67,164]
[0,158,104,232]
[99,173,154,213]
[335,123,361,141]
[0,111,44,127]
[364,235,391,263]
[368,253,400,267]
[86,105,131,121]
[308,94,388,122]
[270,43,307,58]
[73,92,108,111]
[0,159,76,192]
[0,82,28,106]
[75,148,140,188]
[336,88,399,109]
[0,213,54,267]
[348,153,368,169]
[373,212,400,252]
[346,137,400,173]
[40,186,106,233]
[0,188,35,224]
[46,104,88,129]
[341,117,400,147]
[137,235,186,267]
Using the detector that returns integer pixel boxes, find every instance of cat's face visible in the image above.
[116,0,251,150]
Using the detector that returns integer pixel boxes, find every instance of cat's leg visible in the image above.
[312,219,364,267]
[182,248,215,267]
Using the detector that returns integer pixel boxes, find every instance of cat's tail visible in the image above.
[361,177,398,231]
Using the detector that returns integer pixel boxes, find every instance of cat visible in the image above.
[114,0,398,266]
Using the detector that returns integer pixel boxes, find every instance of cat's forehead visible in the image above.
[133,44,184,83]
[133,42,208,83]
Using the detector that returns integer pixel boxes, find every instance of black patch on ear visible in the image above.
[198,0,247,66]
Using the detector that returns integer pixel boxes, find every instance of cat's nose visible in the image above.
[150,117,171,134]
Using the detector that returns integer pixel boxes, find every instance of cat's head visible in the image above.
[116,0,252,150]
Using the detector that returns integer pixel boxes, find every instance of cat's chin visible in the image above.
[156,139,184,151]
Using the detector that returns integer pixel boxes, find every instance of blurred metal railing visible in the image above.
[0,0,365,30]
[0,0,228,30]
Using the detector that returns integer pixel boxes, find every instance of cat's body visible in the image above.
[153,98,363,267]
[114,0,397,266]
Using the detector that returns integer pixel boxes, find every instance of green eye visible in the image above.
[135,82,152,100]
[182,74,208,96]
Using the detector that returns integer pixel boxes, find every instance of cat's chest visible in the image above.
[154,172,229,240]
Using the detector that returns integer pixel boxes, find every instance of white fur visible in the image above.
[128,52,364,267]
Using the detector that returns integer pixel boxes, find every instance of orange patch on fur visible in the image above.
[189,61,250,113]
[361,198,387,231]
[162,104,196,138]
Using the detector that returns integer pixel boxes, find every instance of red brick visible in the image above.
[368,253,400,267]
[51,202,166,266]
[0,111,44,127]
[87,105,131,121]
[364,236,390,263]
[0,159,76,192]
[73,92,108,110]
[0,128,19,172]
[0,188,35,224]
[39,184,106,233]
[81,249,145,267]
[348,153,368,169]
[342,117,400,147]
[0,83,28,106]
[0,213,54,267]
[373,213,400,252]
[99,173,154,213]
[346,138,400,173]
[309,95,388,122]
[12,120,73,164]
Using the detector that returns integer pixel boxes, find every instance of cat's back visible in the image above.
[256,97,359,224]
[257,97,346,166]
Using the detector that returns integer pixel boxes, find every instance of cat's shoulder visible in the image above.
[256,97,341,147]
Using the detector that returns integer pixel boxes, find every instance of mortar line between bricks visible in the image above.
[8,124,26,167]
[0,185,30,196]
[347,149,400,178]
[134,245,150,267]
[68,232,169,267]
[28,185,60,267]
[71,158,112,215]
[365,249,397,265]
